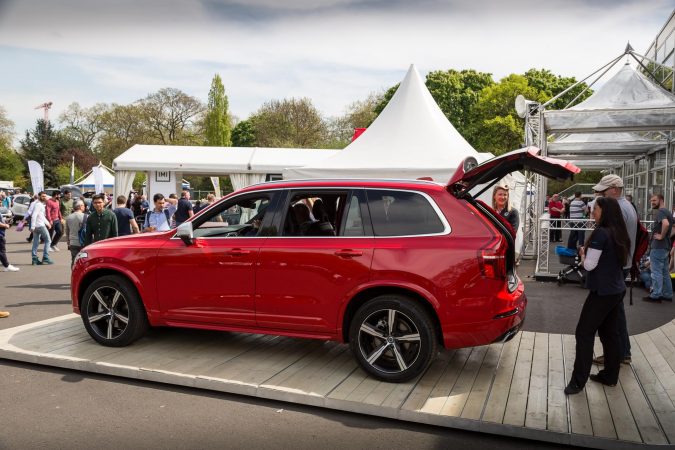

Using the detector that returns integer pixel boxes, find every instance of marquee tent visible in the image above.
[283,65,481,182]
[74,163,115,192]
[112,145,340,199]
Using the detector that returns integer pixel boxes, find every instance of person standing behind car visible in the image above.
[46,190,64,252]
[84,194,118,246]
[491,185,519,232]
[565,197,630,395]
[64,200,86,267]
[113,195,140,236]
[643,194,673,303]
[143,193,178,232]
[174,190,194,227]
[27,191,52,265]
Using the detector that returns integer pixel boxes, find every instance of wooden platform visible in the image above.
[2,315,675,449]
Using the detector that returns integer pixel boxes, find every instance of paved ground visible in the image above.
[1,229,671,449]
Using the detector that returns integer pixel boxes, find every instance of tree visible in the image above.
[205,74,232,146]
[54,163,84,186]
[138,88,205,145]
[327,93,382,148]
[250,98,327,148]
[59,102,108,150]
[0,105,15,149]
[97,103,155,165]
[0,146,23,182]
[425,69,494,136]
[20,120,61,187]
[524,69,593,110]
[231,119,256,147]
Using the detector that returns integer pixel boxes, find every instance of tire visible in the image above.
[349,295,438,383]
[80,275,149,347]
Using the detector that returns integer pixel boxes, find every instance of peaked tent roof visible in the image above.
[544,63,675,133]
[568,63,675,110]
[74,163,115,187]
[283,65,480,182]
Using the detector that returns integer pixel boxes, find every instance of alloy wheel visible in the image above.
[86,286,130,340]
[357,308,422,374]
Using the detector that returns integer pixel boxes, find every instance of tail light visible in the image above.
[479,237,507,279]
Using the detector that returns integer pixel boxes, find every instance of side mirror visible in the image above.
[176,222,194,245]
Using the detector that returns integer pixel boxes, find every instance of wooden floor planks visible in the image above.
[2,315,675,448]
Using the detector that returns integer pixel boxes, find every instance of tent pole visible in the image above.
[628,52,671,91]
[540,53,624,109]
[564,58,622,109]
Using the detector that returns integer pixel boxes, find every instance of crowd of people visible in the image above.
[0,188,205,318]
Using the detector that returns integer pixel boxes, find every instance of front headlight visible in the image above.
[74,251,88,263]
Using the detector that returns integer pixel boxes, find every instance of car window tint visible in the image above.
[366,190,444,236]
[194,196,269,238]
[282,192,345,237]
[343,195,364,236]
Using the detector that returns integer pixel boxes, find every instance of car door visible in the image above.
[155,191,278,327]
[255,189,374,335]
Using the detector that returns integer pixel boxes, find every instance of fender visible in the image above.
[336,279,441,342]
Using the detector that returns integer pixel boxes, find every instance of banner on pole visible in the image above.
[70,156,75,184]
[27,160,44,194]
[210,177,221,198]
[92,166,104,194]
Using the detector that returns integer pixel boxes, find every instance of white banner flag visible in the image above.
[210,176,221,198]
[27,160,44,194]
[92,166,104,194]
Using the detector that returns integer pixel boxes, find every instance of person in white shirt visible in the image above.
[26,191,53,265]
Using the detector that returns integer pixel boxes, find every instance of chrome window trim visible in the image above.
[171,186,451,240]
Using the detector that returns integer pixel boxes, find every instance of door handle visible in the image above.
[334,249,363,258]
[225,248,250,256]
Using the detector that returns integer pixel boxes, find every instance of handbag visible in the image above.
[15,220,25,232]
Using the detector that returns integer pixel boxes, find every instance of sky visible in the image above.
[0,0,672,144]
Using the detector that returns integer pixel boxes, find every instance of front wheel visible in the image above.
[80,275,149,347]
[349,295,438,383]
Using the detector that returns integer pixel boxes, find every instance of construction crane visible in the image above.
[34,101,53,123]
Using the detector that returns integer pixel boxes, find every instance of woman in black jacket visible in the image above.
[565,196,631,395]
[492,185,519,233]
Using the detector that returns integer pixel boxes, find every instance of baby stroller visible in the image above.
[555,246,586,285]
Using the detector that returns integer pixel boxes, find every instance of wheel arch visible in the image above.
[78,268,150,319]
[341,285,443,346]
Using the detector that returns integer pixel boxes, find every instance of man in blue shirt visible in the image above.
[143,193,178,232]
[114,195,140,236]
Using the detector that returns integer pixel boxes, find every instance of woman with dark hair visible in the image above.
[565,196,631,395]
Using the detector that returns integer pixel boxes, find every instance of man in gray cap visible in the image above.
[591,174,637,365]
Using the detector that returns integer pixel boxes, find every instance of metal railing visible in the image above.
[535,216,653,277]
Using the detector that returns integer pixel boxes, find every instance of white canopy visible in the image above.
[74,163,115,188]
[284,64,480,182]
[544,64,675,133]
[113,145,340,174]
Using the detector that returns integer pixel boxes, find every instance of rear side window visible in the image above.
[366,189,445,237]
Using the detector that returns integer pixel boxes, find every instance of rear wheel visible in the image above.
[81,275,148,347]
[349,295,438,383]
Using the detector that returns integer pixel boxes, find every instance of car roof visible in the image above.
[236,178,447,194]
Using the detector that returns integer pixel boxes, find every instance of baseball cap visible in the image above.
[593,174,623,192]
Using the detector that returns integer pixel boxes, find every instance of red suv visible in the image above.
[71,148,578,382]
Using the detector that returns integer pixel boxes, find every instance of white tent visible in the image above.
[74,163,115,192]
[284,65,480,182]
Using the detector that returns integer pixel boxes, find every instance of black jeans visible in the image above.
[69,245,82,268]
[572,291,624,387]
[50,220,63,247]
[549,218,562,242]
[0,235,8,267]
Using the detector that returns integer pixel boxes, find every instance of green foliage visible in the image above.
[373,84,399,116]
[471,115,523,155]
[20,120,61,186]
[132,172,146,191]
[0,146,23,181]
[0,105,15,149]
[54,163,84,186]
[524,68,593,109]
[231,119,256,147]
[249,98,327,148]
[426,69,494,136]
[327,93,382,148]
[205,74,232,147]
[548,170,603,196]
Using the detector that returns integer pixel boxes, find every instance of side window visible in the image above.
[343,194,365,237]
[282,192,347,237]
[366,189,445,236]
[193,195,269,238]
